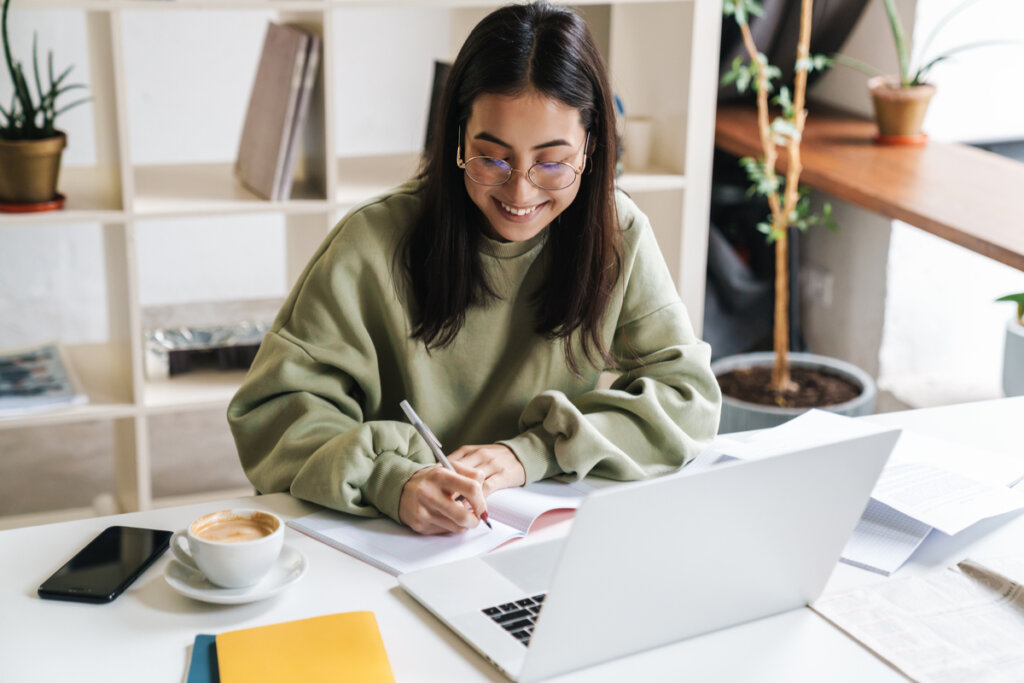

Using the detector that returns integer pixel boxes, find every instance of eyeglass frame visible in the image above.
[456,125,591,191]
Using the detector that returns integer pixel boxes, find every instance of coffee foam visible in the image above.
[192,511,277,543]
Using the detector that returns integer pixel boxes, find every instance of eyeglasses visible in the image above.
[457,128,590,191]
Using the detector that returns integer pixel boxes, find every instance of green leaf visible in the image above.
[812,54,834,71]
[881,0,912,85]
[770,117,801,144]
[773,86,795,119]
[795,53,835,74]
[913,40,1024,85]
[996,292,1024,324]
[831,53,881,78]
[755,60,783,93]
[916,0,988,70]
[53,96,90,118]
[722,0,764,25]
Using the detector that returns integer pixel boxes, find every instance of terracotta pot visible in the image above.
[867,76,935,143]
[711,352,877,434]
[0,131,67,203]
[1004,318,1024,397]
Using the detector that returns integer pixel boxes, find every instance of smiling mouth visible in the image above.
[497,200,544,217]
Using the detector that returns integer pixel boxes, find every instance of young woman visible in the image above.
[228,2,721,535]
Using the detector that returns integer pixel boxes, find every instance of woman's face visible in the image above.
[461,90,588,243]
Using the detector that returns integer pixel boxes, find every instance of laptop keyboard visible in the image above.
[482,593,546,646]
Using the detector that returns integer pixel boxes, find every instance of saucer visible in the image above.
[0,193,66,213]
[164,545,307,605]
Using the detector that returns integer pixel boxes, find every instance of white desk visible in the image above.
[2,397,1021,682]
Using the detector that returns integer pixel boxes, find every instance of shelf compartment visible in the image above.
[335,153,421,209]
[143,369,249,413]
[0,167,125,225]
[0,401,137,431]
[132,162,329,217]
[0,342,136,429]
[616,169,687,194]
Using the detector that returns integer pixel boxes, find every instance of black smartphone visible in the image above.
[38,525,173,603]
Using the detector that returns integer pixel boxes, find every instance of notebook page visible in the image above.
[290,512,522,575]
[487,479,594,532]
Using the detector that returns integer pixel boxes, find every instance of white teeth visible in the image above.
[499,201,539,217]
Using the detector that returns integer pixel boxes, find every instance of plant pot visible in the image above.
[867,76,935,144]
[1003,318,1024,397]
[711,351,877,434]
[0,131,67,203]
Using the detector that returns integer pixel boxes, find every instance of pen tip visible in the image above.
[481,512,493,529]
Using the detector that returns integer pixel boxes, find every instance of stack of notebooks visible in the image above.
[185,612,394,683]
[235,21,322,201]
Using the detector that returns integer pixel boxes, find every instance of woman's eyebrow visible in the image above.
[473,131,572,150]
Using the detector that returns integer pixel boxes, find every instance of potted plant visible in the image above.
[716,0,877,433]
[0,0,89,210]
[996,293,1024,397]
[835,0,1024,144]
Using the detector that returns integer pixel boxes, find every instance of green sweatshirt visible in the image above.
[227,178,721,523]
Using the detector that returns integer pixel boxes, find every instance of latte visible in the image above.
[193,512,277,543]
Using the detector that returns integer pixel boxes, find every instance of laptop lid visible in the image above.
[402,429,899,681]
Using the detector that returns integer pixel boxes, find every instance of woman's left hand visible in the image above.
[447,444,526,496]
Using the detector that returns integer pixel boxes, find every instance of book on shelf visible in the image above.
[0,342,88,418]
[289,478,594,576]
[423,59,451,150]
[235,21,322,201]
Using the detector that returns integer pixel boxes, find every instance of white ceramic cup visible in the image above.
[170,509,284,589]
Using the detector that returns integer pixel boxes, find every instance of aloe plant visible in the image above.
[836,0,1024,87]
[997,293,1024,326]
[0,0,90,141]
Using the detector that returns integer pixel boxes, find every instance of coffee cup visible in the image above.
[170,509,284,589]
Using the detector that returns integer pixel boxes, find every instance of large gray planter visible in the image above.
[711,352,877,434]
[1004,318,1024,397]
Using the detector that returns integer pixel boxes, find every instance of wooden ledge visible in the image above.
[715,102,1024,271]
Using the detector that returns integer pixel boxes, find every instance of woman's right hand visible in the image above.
[398,465,488,535]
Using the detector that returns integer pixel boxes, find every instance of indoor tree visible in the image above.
[720,0,835,401]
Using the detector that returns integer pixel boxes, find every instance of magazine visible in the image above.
[0,342,89,418]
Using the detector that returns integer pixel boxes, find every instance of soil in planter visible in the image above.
[717,366,861,409]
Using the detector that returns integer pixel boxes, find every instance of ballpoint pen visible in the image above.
[400,400,493,529]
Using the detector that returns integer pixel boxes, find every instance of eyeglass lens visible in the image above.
[464,158,577,191]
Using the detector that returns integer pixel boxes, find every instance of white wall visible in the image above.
[0,8,448,348]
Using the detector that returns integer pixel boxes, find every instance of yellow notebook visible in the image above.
[216,611,395,683]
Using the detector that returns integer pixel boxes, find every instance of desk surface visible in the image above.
[715,104,1024,271]
[2,396,1022,682]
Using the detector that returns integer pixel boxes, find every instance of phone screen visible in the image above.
[38,526,172,603]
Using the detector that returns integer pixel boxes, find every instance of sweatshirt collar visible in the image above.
[479,225,550,259]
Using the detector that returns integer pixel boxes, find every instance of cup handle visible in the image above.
[169,530,198,570]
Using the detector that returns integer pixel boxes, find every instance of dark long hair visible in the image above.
[406,2,621,374]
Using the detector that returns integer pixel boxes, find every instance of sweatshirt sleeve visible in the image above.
[499,204,722,483]
[226,195,434,523]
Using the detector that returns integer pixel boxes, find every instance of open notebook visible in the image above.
[288,479,594,575]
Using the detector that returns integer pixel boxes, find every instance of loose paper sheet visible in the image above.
[696,411,1024,575]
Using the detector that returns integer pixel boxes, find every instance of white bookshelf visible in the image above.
[0,0,721,516]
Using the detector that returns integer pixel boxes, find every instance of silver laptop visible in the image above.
[399,429,899,681]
